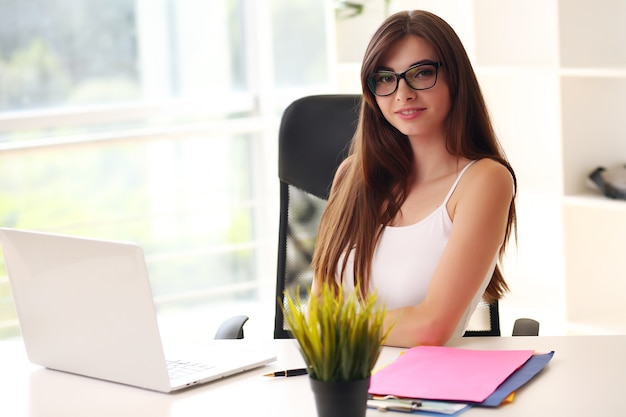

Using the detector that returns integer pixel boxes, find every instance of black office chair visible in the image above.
[272,94,538,339]
[274,94,360,338]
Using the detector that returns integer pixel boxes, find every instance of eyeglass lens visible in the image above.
[368,63,439,96]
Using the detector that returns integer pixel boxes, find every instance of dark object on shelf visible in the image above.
[588,165,626,200]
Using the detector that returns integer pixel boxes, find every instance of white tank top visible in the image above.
[340,160,497,341]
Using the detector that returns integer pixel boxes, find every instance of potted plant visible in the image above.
[281,282,390,417]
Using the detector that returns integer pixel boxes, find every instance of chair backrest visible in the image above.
[463,299,501,337]
[273,94,500,339]
[274,94,360,339]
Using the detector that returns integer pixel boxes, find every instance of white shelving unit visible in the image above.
[558,1,626,334]
[466,0,626,334]
[335,0,626,334]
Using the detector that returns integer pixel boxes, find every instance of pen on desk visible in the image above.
[263,368,308,377]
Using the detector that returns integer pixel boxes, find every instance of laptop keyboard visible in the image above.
[167,359,215,379]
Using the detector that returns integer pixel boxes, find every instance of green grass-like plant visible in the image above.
[281,282,390,382]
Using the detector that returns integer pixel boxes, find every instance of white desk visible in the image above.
[1,335,625,416]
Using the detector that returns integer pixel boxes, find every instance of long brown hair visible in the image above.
[312,10,516,302]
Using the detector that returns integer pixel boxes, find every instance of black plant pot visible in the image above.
[309,376,370,417]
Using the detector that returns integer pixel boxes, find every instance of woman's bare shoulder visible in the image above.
[455,158,515,203]
[466,158,513,188]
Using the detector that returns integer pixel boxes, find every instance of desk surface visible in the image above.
[1,335,625,416]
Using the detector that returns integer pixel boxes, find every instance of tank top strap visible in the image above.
[441,160,478,206]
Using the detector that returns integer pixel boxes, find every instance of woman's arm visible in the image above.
[382,159,514,347]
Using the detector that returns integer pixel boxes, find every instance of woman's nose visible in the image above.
[395,78,416,101]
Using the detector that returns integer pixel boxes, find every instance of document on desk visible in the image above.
[480,351,555,407]
[368,346,534,403]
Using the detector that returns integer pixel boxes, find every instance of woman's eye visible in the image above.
[376,74,395,84]
[411,67,434,79]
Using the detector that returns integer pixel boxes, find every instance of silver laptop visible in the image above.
[0,227,276,393]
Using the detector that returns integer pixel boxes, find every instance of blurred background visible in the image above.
[1,0,625,341]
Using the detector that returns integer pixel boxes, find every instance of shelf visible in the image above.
[560,76,626,195]
[560,67,626,78]
[475,66,558,75]
[559,1,626,67]
[473,0,557,67]
[564,193,626,210]
[563,203,626,327]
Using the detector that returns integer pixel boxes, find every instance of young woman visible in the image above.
[312,10,516,347]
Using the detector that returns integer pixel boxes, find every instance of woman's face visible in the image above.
[372,35,451,140]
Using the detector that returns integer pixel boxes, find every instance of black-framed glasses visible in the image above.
[367,61,443,97]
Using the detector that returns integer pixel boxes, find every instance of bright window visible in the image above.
[0,0,333,339]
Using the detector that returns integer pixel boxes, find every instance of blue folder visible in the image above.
[478,351,555,407]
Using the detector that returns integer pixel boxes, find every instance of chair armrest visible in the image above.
[512,318,540,336]
[214,315,249,339]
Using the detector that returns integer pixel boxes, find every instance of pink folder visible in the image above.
[369,346,533,403]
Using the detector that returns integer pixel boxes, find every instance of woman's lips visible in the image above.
[396,107,424,120]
